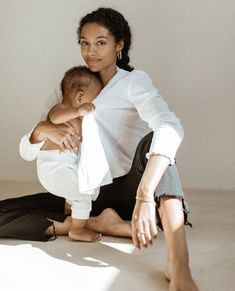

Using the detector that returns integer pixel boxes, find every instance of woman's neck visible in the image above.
[99,65,117,86]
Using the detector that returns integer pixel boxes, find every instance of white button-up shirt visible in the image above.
[20,67,184,181]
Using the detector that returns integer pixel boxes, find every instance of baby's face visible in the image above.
[82,79,102,103]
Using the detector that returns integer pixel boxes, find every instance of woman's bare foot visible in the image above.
[45,208,131,239]
[165,263,200,291]
[87,208,132,237]
[68,227,102,242]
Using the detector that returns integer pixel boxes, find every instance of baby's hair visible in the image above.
[61,65,101,98]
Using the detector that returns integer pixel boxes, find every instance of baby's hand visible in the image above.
[77,103,95,117]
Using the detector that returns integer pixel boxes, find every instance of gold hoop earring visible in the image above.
[117,50,122,60]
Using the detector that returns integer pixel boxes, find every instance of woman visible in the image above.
[7,7,199,291]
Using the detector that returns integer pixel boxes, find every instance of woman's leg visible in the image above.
[91,173,138,220]
[45,208,132,238]
[131,133,199,290]
[159,197,199,291]
[0,192,65,213]
[92,132,198,290]
[0,193,66,241]
[0,192,130,240]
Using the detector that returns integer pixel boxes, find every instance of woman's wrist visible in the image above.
[136,154,170,199]
[135,195,156,206]
[136,186,155,200]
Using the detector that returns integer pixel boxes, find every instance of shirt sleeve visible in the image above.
[19,85,62,161]
[19,128,46,161]
[127,70,184,165]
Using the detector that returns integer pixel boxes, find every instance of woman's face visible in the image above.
[80,22,122,74]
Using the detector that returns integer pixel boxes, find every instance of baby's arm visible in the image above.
[49,103,95,124]
[49,104,81,124]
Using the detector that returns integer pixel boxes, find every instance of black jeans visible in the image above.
[0,192,66,241]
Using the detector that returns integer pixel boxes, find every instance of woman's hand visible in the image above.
[131,154,170,249]
[30,121,81,152]
[49,122,81,152]
[131,200,158,249]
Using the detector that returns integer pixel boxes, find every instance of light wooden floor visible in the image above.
[0,181,234,291]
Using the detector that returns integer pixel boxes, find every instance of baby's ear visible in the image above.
[75,91,84,105]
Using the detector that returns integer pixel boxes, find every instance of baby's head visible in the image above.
[61,66,102,106]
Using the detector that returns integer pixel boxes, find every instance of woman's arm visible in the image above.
[30,120,80,151]
[19,121,81,161]
[128,71,184,248]
[131,154,170,249]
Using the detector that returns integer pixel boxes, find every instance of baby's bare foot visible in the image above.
[68,227,102,242]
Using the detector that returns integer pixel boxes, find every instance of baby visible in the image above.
[37,66,103,242]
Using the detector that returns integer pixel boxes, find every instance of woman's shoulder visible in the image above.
[124,69,154,89]
[128,68,149,76]
[117,68,154,89]
[118,67,149,78]
[127,69,152,82]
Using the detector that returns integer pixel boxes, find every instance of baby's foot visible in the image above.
[68,227,102,242]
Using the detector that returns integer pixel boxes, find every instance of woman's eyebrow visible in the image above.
[80,35,109,40]
[97,36,109,39]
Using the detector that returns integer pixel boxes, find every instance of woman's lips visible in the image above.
[87,58,101,65]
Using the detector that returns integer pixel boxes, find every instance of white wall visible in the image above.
[0,0,234,190]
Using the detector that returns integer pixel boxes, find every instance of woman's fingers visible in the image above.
[150,221,158,242]
[136,219,147,248]
[57,124,81,152]
[63,139,73,152]
[143,221,153,246]
[62,135,80,153]
[131,216,141,249]
[132,216,150,249]
[58,142,67,153]
[45,123,80,152]
[132,202,158,249]
[72,131,81,142]
[143,220,158,246]
[65,123,81,142]
[68,134,79,149]
[138,221,155,248]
